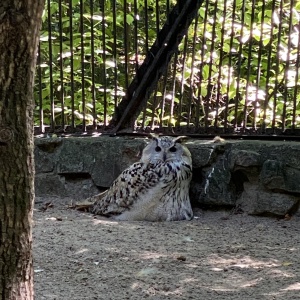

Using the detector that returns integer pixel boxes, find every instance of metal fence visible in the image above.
[35,0,300,137]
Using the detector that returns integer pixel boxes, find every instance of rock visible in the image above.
[237,182,299,216]
[187,144,216,168]
[228,149,261,169]
[90,138,144,187]
[64,176,100,200]
[35,138,63,153]
[191,156,236,206]
[35,173,66,197]
[34,149,55,173]
[56,139,95,174]
[260,160,300,193]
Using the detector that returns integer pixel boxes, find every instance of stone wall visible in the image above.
[35,136,300,216]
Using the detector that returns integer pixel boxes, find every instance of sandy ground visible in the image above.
[33,197,300,300]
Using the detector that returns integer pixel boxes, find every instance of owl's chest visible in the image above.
[154,161,192,185]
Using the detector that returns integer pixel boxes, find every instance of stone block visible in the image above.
[229,149,261,169]
[64,176,100,200]
[35,138,63,153]
[260,160,300,193]
[90,137,144,187]
[187,144,216,168]
[191,157,236,206]
[237,182,299,216]
[34,149,55,174]
[35,174,66,197]
[56,138,95,174]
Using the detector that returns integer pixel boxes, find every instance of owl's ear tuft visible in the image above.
[173,136,189,144]
[148,133,160,143]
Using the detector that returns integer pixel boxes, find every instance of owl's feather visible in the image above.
[81,136,193,221]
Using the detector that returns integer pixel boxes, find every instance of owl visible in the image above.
[82,135,193,221]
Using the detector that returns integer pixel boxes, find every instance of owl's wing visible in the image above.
[91,162,160,216]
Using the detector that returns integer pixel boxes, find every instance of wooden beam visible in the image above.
[110,0,204,132]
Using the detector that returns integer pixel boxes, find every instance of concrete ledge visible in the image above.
[34,136,300,216]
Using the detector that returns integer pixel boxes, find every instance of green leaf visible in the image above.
[126,14,134,25]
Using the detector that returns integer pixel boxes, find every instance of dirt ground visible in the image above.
[33,197,300,300]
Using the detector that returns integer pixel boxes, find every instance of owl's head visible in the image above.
[141,135,192,165]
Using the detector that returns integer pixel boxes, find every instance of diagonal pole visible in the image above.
[110,0,204,132]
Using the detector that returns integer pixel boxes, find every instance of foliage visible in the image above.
[35,0,300,131]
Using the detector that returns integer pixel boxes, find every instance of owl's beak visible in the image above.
[163,152,167,161]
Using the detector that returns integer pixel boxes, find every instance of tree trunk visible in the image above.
[0,1,45,299]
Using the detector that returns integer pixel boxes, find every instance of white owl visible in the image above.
[80,135,193,221]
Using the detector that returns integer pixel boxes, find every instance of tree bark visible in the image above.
[0,1,45,299]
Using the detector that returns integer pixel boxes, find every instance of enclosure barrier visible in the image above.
[35,0,300,137]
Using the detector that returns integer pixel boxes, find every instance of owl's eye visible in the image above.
[155,146,162,152]
[169,146,177,152]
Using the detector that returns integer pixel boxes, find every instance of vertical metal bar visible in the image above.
[196,0,209,130]
[47,0,55,131]
[133,0,139,73]
[37,44,44,133]
[112,0,118,110]
[90,0,97,130]
[140,0,149,128]
[166,0,170,14]
[214,0,227,131]
[253,0,265,130]
[195,72,201,130]
[155,0,160,35]
[176,35,188,128]
[150,89,158,128]
[140,100,147,128]
[292,10,300,131]
[272,0,284,132]
[170,52,178,129]
[205,0,218,132]
[80,0,86,132]
[159,3,170,129]
[187,14,199,128]
[262,0,276,133]
[224,0,237,132]
[144,0,149,51]
[101,0,107,126]
[154,0,160,136]
[160,73,168,129]
[150,0,161,129]
[282,0,294,132]
[243,0,256,131]
[58,0,65,130]
[69,0,75,131]
[234,0,246,130]
[155,0,171,128]
[123,0,129,90]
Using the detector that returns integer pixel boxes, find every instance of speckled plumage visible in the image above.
[91,136,193,221]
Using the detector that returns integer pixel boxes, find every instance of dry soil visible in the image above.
[33,197,300,300]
